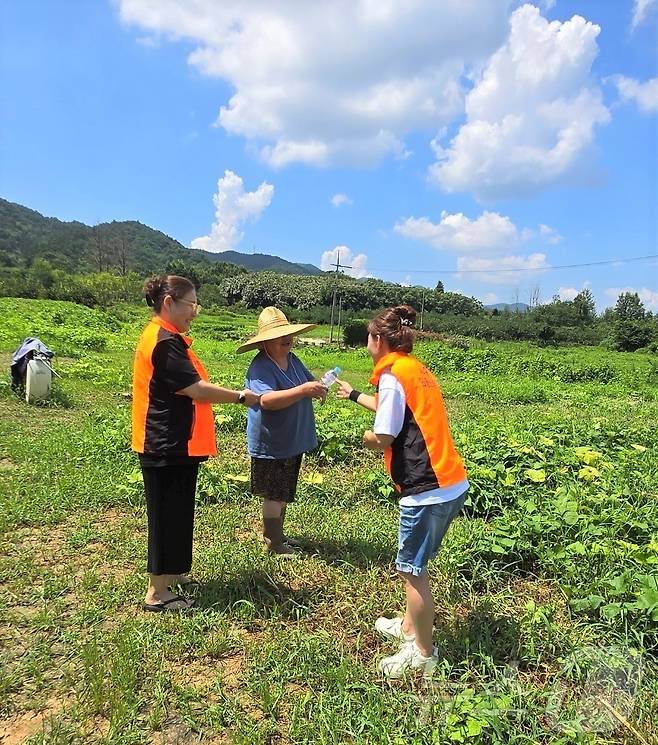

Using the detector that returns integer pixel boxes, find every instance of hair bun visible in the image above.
[393,304,417,327]
[143,276,166,307]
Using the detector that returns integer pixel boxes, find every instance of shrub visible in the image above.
[612,320,654,352]
[343,319,369,346]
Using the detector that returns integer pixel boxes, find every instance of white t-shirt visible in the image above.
[373,371,469,507]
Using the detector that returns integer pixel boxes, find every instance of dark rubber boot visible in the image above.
[263,517,296,557]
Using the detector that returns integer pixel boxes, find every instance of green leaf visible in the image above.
[466,718,484,737]
[564,511,580,525]
[607,573,631,594]
[578,465,601,481]
[600,603,622,619]
[571,594,604,611]
[575,447,603,465]
[525,468,546,483]
[225,473,249,482]
[636,588,658,611]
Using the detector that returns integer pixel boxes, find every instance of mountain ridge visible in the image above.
[0,197,322,276]
[484,302,530,313]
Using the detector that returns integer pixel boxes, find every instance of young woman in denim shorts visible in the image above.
[336,305,468,678]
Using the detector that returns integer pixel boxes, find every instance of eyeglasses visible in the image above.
[176,298,201,315]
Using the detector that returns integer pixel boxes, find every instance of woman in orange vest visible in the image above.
[336,305,469,678]
[133,275,259,612]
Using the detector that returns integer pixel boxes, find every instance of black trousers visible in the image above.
[142,464,199,575]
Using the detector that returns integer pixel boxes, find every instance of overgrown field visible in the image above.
[0,298,657,744]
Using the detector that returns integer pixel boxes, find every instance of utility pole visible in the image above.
[329,249,351,343]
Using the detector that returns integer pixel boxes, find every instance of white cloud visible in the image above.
[320,245,369,279]
[430,4,610,199]
[457,252,549,284]
[118,0,513,167]
[605,286,658,311]
[558,281,590,301]
[191,170,273,253]
[330,193,353,207]
[136,35,159,47]
[558,286,579,301]
[631,0,657,30]
[395,210,519,252]
[394,210,562,253]
[539,224,563,244]
[484,292,499,304]
[610,75,658,114]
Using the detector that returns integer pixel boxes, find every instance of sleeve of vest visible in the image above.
[152,337,201,393]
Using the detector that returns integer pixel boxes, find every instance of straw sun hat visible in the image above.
[236,307,316,353]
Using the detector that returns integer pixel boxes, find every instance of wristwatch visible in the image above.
[237,390,247,405]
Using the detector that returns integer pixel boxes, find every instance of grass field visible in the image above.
[0,298,657,744]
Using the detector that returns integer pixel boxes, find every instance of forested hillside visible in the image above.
[0,198,321,276]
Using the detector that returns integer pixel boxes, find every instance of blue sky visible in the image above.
[1,0,656,310]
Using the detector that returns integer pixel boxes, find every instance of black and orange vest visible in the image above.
[132,317,217,457]
[371,351,466,497]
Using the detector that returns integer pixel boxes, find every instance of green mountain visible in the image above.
[210,250,322,275]
[485,302,530,313]
[0,198,321,276]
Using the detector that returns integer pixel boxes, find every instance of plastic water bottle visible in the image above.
[320,366,341,388]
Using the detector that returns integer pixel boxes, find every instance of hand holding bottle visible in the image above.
[302,381,328,402]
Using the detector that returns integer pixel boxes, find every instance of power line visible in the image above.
[365,253,658,275]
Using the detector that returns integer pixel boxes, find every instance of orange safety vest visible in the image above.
[371,351,466,496]
[132,317,217,457]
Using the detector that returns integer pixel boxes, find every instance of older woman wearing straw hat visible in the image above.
[237,307,327,556]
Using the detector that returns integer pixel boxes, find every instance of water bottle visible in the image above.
[320,366,341,388]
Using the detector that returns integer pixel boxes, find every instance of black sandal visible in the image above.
[168,577,201,592]
[143,595,195,613]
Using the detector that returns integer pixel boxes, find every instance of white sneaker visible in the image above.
[378,641,438,679]
[374,616,415,642]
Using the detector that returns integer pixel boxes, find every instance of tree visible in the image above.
[116,236,130,276]
[573,289,596,321]
[435,280,445,293]
[528,285,541,308]
[531,298,580,327]
[164,259,201,289]
[94,225,105,272]
[29,258,55,290]
[612,320,653,351]
[614,292,646,321]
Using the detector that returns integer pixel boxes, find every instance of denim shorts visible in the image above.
[395,493,467,576]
